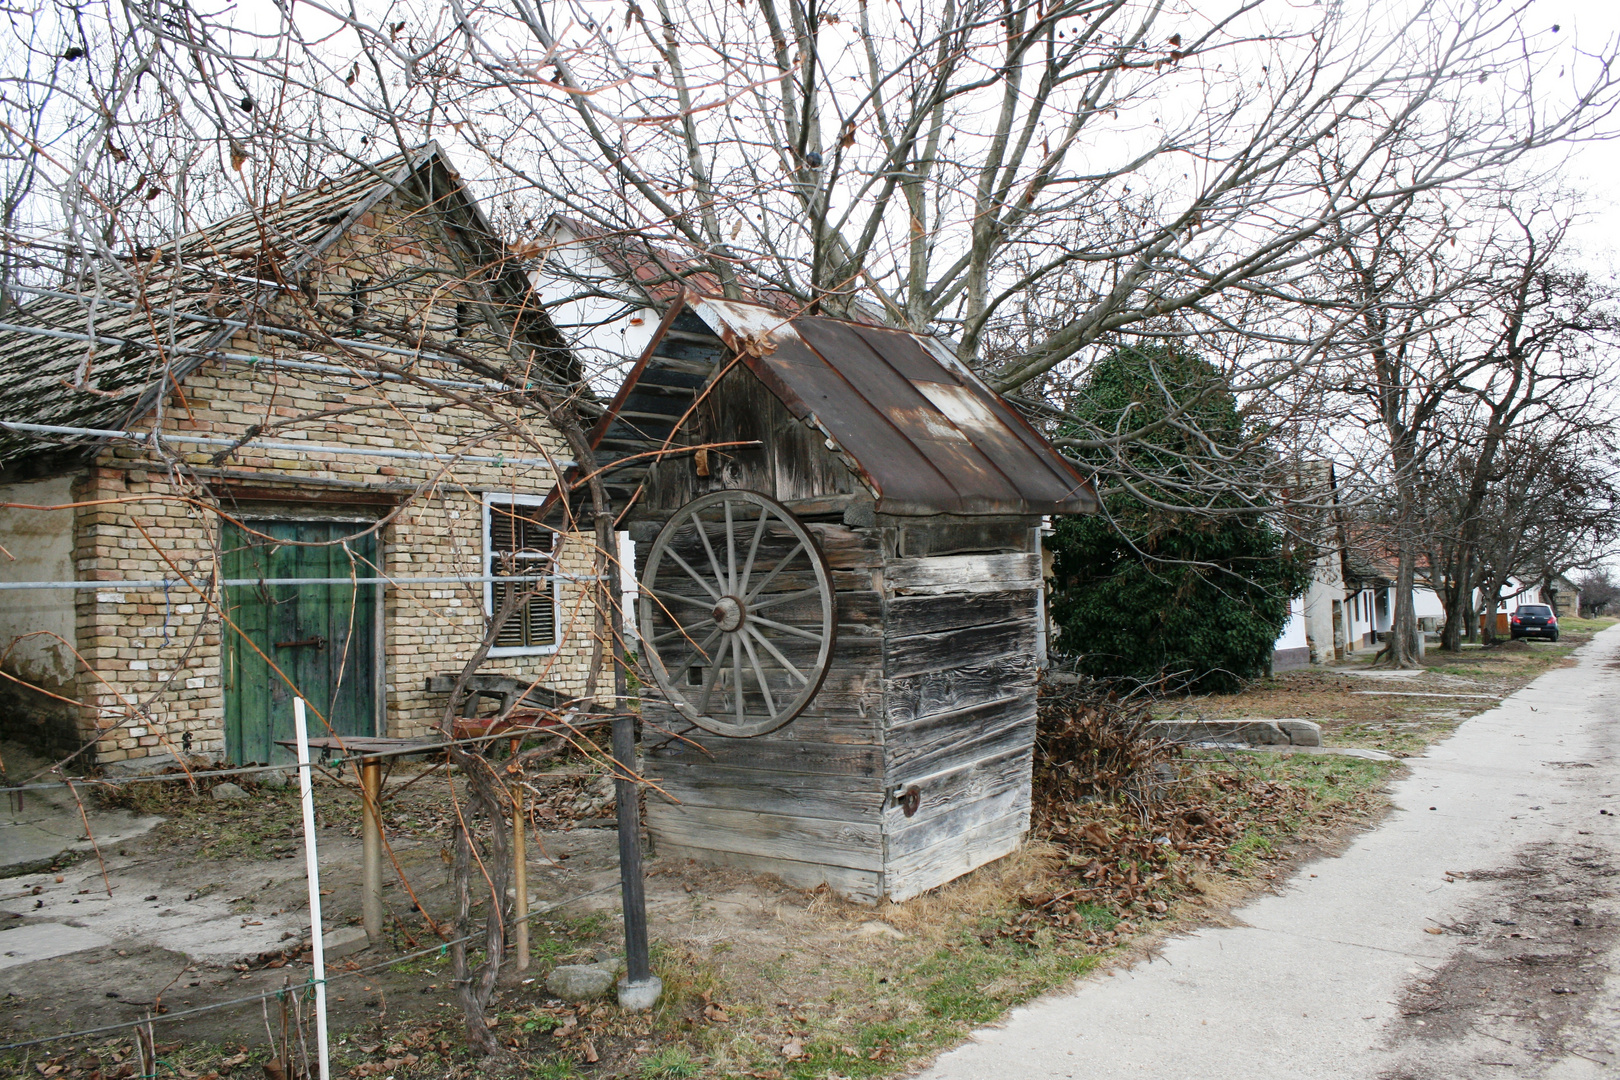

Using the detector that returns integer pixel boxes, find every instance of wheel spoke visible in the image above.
[737,507,769,596]
[750,614,826,643]
[694,510,727,592]
[732,635,745,726]
[746,624,807,685]
[724,499,736,594]
[747,586,822,613]
[652,617,713,646]
[666,546,720,600]
[740,631,777,718]
[696,635,726,714]
[645,587,711,610]
[743,541,805,604]
[673,626,724,682]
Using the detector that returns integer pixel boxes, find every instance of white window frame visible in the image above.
[482,492,560,657]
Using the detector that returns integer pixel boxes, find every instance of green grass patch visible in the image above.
[527,1053,582,1079]
[1557,617,1616,634]
[769,929,1099,1080]
[639,1046,701,1079]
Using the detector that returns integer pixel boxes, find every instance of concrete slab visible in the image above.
[323,925,370,960]
[1327,666,1427,679]
[0,922,111,970]
[1,860,311,964]
[1,743,164,877]
[1187,743,1396,762]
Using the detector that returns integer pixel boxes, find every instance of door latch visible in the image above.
[274,635,327,649]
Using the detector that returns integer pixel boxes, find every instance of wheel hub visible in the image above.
[712,595,746,632]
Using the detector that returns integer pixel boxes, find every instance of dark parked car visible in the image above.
[1510,604,1559,642]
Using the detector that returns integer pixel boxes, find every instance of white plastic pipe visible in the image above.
[292,697,332,1080]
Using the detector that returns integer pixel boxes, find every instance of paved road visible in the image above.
[922,625,1620,1080]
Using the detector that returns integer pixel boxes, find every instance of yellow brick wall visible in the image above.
[69,190,611,765]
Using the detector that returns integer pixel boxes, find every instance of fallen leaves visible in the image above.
[699,989,729,1022]
[1014,675,1371,943]
[348,1054,417,1077]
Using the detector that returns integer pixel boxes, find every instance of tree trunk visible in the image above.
[1377,539,1422,668]
[1440,547,1472,652]
[448,747,509,1058]
[1480,573,1510,646]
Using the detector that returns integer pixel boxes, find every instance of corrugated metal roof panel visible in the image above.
[622,295,1097,517]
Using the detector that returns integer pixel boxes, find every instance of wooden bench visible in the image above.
[423,674,600,743]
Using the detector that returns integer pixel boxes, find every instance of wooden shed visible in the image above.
[580,294,1096,902]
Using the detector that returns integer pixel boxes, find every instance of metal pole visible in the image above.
[611,713,654,1000]
[606,514,659,1009]
[359,759,384,945]
[511,741,529,970]
[292,698,332,1080]
[0,573,596,590]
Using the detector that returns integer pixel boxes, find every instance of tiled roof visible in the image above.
[0,144,554,471]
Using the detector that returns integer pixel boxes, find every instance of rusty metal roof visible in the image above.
[586,294,1097,518]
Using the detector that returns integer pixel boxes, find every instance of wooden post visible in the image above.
[359,758,384,944]
[511,737,528,970]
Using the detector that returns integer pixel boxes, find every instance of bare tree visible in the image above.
[1470,432,1620,643]
[1576,570,1620,618]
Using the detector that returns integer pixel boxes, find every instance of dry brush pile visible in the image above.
[1009,675,1376,947]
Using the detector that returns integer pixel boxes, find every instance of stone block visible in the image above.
[546,962,618,1002]
[1148,720,1289,745]
[1275,719,1324,747]
[323,925,370,960]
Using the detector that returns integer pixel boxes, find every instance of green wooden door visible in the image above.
[222,520,378,764]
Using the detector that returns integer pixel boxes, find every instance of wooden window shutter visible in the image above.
[488,500,556,648]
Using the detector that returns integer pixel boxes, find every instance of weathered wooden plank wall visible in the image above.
[879,537,1040,901]
[642,506,890,902]
[639,360,860,520]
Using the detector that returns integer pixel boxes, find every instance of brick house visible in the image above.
[0,144,605,769]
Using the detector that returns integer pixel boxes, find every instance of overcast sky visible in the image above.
[1526,2,1620,272]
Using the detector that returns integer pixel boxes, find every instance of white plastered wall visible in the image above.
[1301,546,1344,664]
[531,228,660,396]
[0,474,78,695]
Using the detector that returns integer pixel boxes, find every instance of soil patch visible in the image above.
[1379,841,1620,1078]
[0,721,1401,1080]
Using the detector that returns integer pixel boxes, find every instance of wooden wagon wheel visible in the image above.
[638,490,837,738]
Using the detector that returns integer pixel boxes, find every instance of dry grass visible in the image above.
[878,841,1065,939]
[1180,619,1614,755]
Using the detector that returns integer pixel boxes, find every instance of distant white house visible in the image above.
[1272,536,1581,667]
[1270,505,1454,670]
